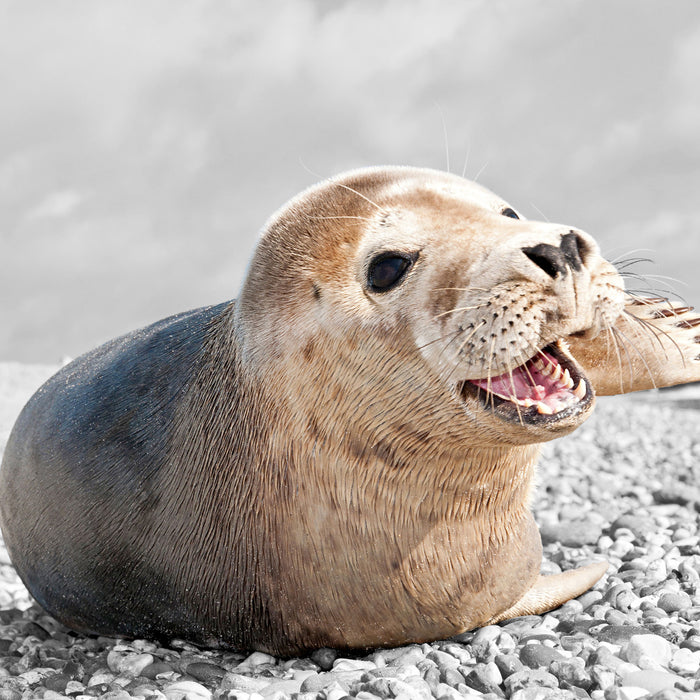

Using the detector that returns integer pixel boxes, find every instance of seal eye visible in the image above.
[501,207,520,219]
[367,252,417,292]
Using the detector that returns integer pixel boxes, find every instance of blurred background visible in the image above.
[2,0,700,363]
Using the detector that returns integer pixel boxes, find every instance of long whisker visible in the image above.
[461,143,471,179]
[604,321,626,394]
[606,248,656,265]
[442,321,488,386]
[452,321,487,362]
[530,203,550,223]
[614,258,655,271]
[308,215,375,223]
[625,310,687,364]
[415,328,463,352]
[433,100,450,174]
[473,160,489,183]
[486,335,497,415]
[332,182,387,213]
[609,324,637,391]
[433,305,483,320]
[612,320,659,389]
[505,347,524,426]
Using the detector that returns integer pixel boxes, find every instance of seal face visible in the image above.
[1,166,699,655]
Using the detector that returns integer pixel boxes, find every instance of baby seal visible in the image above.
[2,166,699,655]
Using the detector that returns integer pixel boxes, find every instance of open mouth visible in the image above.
[457,341,592,424]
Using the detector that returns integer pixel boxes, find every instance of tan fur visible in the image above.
[2,166,699,655]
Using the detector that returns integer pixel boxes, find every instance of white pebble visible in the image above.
[618,687,649,700]
[645,559,667,582]
[624,635,673,670]
[237,651,277,669]
[331,658,376,672]
[669,648,700,675]
[163,680,212,700]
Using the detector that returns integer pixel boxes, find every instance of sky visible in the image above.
[2,0,700,362]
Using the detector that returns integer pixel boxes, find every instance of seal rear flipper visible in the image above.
[567,298,700,395]
[486,560,608,623]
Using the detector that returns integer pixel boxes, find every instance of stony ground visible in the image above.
[0,365,699,699]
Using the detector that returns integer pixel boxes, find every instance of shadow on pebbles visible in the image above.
[0,394,699,700]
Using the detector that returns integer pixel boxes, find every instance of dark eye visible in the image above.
[367,252,417,292]
[501,207,520,219]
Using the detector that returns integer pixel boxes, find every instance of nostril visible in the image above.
[522,243,568,279]
[561,232,587,271]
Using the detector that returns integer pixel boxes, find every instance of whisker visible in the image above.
[442,321,488,387]
[614,257,655,271]
[604,322,625,394]
[433,305,483,320]
[332,182,387,214]
[530,203,550,223]
[486,336,497,415]
[473,160,489,183]
[433,100,450,174]
[308,215,375,223]
[612,321,658,390]
[461,144,471,179]
[452,321,487,360]
[505,346,526,425]
[606,248,656,265]
[624,310,687,364]
[609,324,637,391]
[415,328,462,352]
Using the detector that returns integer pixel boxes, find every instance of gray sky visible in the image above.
[2,0,700,363]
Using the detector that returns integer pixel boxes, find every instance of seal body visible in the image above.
[2,167,699,655]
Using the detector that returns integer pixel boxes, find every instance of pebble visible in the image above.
[310,647,337,671]
[657,591,693,613]
[494,653,524,678]
[503,668,559,694]
[462,665,503,695]
[519,643,566,669]
[669,647,700,675]
[619,670,683,694]
[185,661,226,684]
[540,518,603,547]
[624,634,673,669]
[332,658,376,672]
[162,680,212,699]
[468,625,502,662]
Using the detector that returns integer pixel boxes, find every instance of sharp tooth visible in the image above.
[563,368,573,388]
[573,379,586,400]
[540,362,553,377]
[551,363,562,381]
[537,401,554,415]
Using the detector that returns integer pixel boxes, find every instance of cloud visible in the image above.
[2,1,700,362]
[26,190,85,220]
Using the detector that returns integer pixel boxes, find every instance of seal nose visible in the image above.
[522,232,587,279]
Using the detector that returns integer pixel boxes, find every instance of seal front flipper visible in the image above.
[566,297,700,395]
[486,561,608,623]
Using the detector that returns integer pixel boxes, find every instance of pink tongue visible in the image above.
[471,352,558,402]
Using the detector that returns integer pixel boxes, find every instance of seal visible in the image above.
[2,166,699,656]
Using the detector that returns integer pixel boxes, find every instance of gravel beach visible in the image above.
[0,365,698,700]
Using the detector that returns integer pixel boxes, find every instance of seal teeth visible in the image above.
[551,363,563,382]
[562,368,573,389]
[536,401,554,415]
[573,379,586,400]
